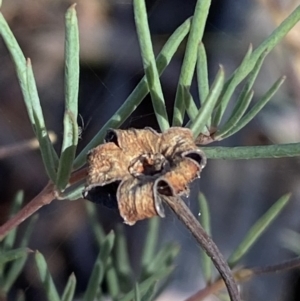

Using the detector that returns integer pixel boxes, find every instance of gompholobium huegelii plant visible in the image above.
[0,1,300,301]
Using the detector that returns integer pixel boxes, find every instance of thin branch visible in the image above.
[0,182,55,240]
[184,257,300,301]
[0,132,57,159]
[163,196,240,301]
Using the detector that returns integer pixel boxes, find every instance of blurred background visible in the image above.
[0,0,300,300]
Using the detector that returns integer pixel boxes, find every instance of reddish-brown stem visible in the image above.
[0,181,56,240]
[0,167,88,240]
[68,167,88,185]
[163,196,240,301]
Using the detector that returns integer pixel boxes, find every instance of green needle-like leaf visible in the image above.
[228,193,291,267]
[106,256,120,299]
[222,76,286,139]
[133,0,169,131]
[0,248,31,266]
[173,0,212,126]
[3,191,24,250]
[85,202,106,245]
[27,59,58,182]
[146,243,180,275]
[3,215,38,293]
[83,261,104,301]
[73,17,191,170]
[35,251,61,301]
[56,111,78,191]
[56,4,80,191]
[189,66,225,137]
[203,143,300,160]
[212,44,253,127]
[84,232,115,300]
[140,282,157,301]
[197,42,209,106]
[215,89,254,140]
[141,217,160,275]
[179,86,198,122]
[61,182,85,201]
[134,283,141,301]
[61,273,76,301]
[120,267,173,301]
[198,193,212,283]
[115,225,133,290]
[214,51,268,140]
[0,13,32,124]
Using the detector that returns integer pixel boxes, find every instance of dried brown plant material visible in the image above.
[84,127,206,225]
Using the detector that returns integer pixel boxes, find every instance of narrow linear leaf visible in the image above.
[140,282,157,301]
[212,44,253,127]
[181,86,198,122]
[189,66,225,138]
[134,283,141,301]
[281,229,300,255]
[215,89,254,140]
[64,4,80,116]
[222,76,286,139]
[56,4,80,190]
[61,273,76,301]
[0,248,32,266]
[228,193,291,266]
[115,225,133,281]
[173,0,212,126]
[146,243,180,275]
[141,217,160,274]
[56,111,78,191]
[61,182,85,201]
[85,202,106,245]
[3,191,24,250]
[73,17,191,169]
[99,231,115,265]
[84,232,115,300]
[203,143,300,160]
[106,256,120,299]
[198,193,212,283]
[3,215,38,293]
[120,267,173,301]
[35,251,60,301]
[0,13,32,124]
[27,59,58,182]
[197,42,209,106]
[239,50,268,100]
[133,0,169,131]
[83,260,104,301]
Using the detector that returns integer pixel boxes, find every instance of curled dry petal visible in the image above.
[86,142,129,187]
[157,155,203,196]
[117,177,165,225]
[106,128,160,154]
[159,127,197,158]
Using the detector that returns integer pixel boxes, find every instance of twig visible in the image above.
[0,166,88,241]
[163,196,240,301]
[184,257,300,301]
[0,182,55,240]
[0,132,57,159]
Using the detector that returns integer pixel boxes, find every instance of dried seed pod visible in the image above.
[84,127,206,225]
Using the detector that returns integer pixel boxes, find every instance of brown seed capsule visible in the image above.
[83,127,206,225]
